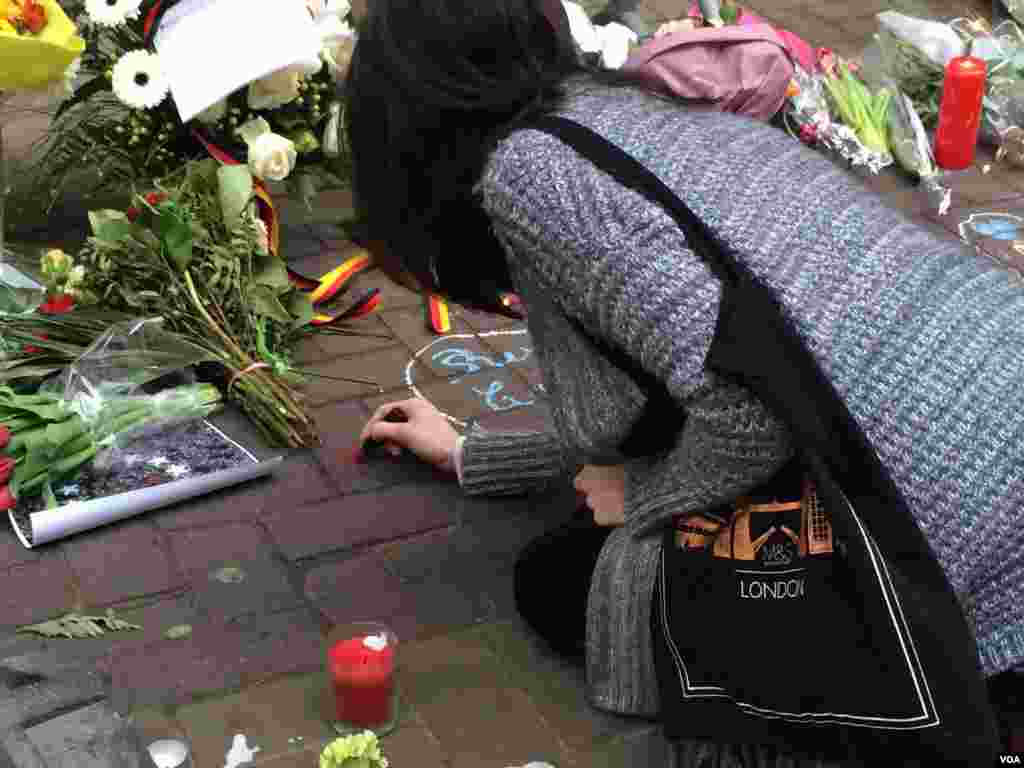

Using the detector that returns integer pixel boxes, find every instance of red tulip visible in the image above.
[0,425,9,450]
[38,293,75,315]
[0,457,14,485]
[144,192,168,207]
[126,206,141,222]
[0,485,15,512]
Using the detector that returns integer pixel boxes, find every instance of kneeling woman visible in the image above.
[350,0,1024,764]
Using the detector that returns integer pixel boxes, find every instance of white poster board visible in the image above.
[153,0,321,122]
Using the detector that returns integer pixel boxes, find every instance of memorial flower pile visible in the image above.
[20,0,356,212]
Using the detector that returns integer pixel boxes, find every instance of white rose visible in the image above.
[247,67,302,111]
[248,133,297,181]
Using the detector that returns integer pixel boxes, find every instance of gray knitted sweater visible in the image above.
[460,80,1024,719]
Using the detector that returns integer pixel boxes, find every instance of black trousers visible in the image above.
[513,510,610,660]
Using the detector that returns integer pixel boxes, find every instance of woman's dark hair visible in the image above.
[343,0,637,307]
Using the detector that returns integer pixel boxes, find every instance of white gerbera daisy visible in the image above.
[111,50,169,109]
[84,0,142,27]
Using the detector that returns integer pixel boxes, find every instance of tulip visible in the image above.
[0,424,9,450]
[0,456,14,485]
[0,485,15,513]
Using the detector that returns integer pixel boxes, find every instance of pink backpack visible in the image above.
[621,24,797,121]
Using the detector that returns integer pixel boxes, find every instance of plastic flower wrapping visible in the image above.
[0,0,84,92]
[785,63,893,175]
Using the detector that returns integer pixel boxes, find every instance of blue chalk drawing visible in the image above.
[959,212,1024,244]
[431,346,533,382]
[472,381,536,412]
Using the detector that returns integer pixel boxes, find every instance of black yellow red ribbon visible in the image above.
[426,294,451,334]
[191,129,379,325]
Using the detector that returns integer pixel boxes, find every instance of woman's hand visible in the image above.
[575,465,626,527]
[360,398,460,473]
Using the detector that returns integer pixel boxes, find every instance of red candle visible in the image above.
[933,54,987,170]
[328,633,395,728]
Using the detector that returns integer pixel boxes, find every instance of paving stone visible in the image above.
[476,619,641,752]
[308,400,372,483]
[300,345,422,406]
[278,223,323,263]
[193,556,300,625]
[304,551,426,641]
[321,446,451,497]
[0,529,38,571]
[260,452,336,515]
[400,629,570,768]
[63,521,179,608]
[0,666,108,734]
[353,268,425,311]
[940,161,1024,205]
[263,485,458,561]
[151,476,269,530]
[312,316,400,360]
[456,305,525,332]
[380,307,478,358]
[0,730,45,768]
[167,522,270,580]
[379,718,447,768]
[106,608,323,712]
[0,555,76,630]
[24,700,150,768]
[290,333,328,365]
[176,672,333,768]
[124,706,188,751]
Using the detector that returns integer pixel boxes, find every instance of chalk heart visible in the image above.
[405,329,541,425]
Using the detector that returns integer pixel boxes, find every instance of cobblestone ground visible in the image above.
[0,1,1020,766]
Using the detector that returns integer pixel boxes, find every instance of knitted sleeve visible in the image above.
[459,427,581,497]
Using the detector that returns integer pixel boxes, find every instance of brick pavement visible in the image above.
[1,0,1021,766]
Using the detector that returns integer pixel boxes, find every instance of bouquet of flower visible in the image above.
[0,0,84,92]
[0,381,222,512]
[17,0,355,215]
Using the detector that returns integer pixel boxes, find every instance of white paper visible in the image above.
[153,0,322,123]
[10,456,281,548]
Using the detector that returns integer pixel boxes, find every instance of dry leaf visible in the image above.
[17,610,141,639]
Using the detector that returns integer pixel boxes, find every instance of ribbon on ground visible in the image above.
[426,294,451,334]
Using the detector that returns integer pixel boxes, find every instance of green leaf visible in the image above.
[153,210,194,271]
[88,210,134,244]
[217,165,254,229]
[253,252,291,289]
[247,285,294,324]
[44,417,88,450]
[287,291,315,329]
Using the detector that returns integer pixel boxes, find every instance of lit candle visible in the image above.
[328,632,395,729]
[933,54,987,170]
